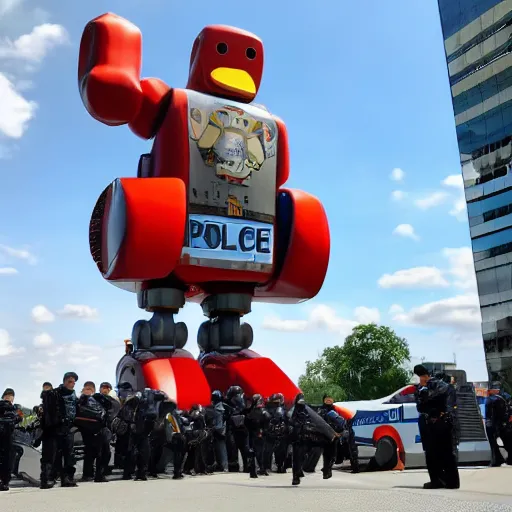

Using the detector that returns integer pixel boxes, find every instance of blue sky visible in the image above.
[0,0,485,406]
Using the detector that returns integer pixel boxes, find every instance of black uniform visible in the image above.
[123,389,166,480]
[0,399,22,490]
[485,392,509,466]
[416,377,460,489]
[75,393,112,482]
[183,405,212,475]
[111,396,133,470]
[204,390,228,472]
[40,385,78,488]
[318,405,359,473]
[164,404,187,479]
[224,386,251,473]
[288,394,336,486]
[263,394,288,473]
[245,394,267,477]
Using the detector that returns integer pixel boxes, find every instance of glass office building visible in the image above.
[438,0,512,391]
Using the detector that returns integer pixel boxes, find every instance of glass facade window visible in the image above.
[438,0,512,393]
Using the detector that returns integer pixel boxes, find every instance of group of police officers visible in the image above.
[0,372,360,491]
[0,364,510,492]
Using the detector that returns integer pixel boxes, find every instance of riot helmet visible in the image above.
[226,385,244,400]
[211,390,223,404]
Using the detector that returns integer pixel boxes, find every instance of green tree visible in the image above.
[298,358,346,404]
[299,324,411,402]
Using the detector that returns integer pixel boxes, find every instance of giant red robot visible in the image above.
[79,13,330,410]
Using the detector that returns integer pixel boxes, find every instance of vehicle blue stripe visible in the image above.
[439,0,504,40]
[456,99,512,154]
[453,64,512,116]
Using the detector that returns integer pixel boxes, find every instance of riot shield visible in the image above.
[288,405,337,441]
[15,442,41,486]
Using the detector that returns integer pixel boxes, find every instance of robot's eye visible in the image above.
[246,47,256,60]
[216,42,228,55]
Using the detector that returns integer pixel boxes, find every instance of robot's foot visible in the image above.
[200,349,300,404]
[140,351,211,409]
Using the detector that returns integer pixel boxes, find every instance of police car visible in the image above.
[334,384,491,468]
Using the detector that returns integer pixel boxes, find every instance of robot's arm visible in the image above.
[78,12,170,140]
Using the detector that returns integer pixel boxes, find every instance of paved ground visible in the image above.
[4,466,512,512]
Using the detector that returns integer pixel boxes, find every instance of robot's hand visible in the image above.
[78,13,144,126]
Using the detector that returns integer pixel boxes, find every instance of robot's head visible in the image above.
[187,25,264,103]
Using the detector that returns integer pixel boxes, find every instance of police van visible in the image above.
[334,381,491,469]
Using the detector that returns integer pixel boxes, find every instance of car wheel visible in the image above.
[374,435,398,470]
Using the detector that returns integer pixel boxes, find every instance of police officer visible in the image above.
[124,388,166,481]
[164,401,187,479]
[224,386,250,473]
[183,404,212,475]
[288,393,336,486]
[414,365,459,490]
[0,388,22,491]
[485,381,509,467]
[263,393,288,473]
[205,390,228,472]
[245,394,266,477]
[318,394,359,474]
[75,381,112,482]
[40,371,79,489]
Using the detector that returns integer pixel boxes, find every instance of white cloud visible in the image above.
[48,341,101,365]
[442,174,464,190]
[392,223,419,241]
[31,304,55,323]
[0,23,68,63]
[0,328,25,357]
[415,191,449,210]
[33,332,53,348]
[0,22,68,141]
[390,168,405,182]
[378,246,476,291]
[378,267,449,289]
[391,190,406,201]
[442,247,476,290]
[441,174,467,221]
[353,306,380,324]
[449,196,467,221]
[388,304,404,315]
[0,267,17,275]
[57,304,99,320]
[0,0,22,17]
[0,243,37,264]
[263,303,381,337]
[0,72,36,138]
[392,293,481,331]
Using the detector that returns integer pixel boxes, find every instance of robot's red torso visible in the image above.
[148,89,285,288]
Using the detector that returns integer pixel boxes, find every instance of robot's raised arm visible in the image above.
[78,12,170,139]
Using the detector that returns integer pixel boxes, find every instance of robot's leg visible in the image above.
[197,294,300,403]
[128,287,211,409]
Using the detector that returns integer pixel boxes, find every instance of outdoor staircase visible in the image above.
[456,385,487,442]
